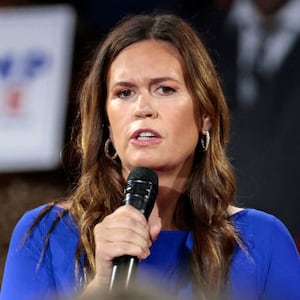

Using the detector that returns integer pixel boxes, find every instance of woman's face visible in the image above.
[106,40,208,177]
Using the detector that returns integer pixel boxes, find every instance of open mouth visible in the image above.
[136,132,157,140]
[131,128,161,145]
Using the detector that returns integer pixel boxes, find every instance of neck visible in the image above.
[154,170,189,230]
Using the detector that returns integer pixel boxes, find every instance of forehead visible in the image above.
[108,40,185,79]
[115,39,182,59]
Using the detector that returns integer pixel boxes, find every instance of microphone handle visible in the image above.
[108,173,158,292]
[108,255,139,291]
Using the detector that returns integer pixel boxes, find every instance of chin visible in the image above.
[129,159,162,170]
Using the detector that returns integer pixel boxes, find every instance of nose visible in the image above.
[134,93,158,119]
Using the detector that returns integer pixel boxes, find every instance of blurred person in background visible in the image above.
[219,0,300,243]
[76,284,174,300]
[1,13,300,300]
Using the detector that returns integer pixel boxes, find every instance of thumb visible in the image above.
[148,204,161,242]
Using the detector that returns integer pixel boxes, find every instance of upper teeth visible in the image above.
[138,132,155,139]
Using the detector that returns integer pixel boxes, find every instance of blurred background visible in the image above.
[1,0,300,284]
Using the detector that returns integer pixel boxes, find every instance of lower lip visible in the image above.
[130,137,162,146]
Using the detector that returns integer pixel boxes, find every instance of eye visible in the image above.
[117,89,134,99]
[156,86,176,96]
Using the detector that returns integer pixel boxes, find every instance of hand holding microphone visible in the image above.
[109,167,158,291]
[91,167,159,292]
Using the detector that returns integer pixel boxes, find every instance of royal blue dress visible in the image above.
[1,205,300,299]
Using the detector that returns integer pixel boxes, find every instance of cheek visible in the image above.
[107,107,120,136]
[109,122,121,144]
[108,114,128,148]
[184,123,199,146]
[181,116,199,148]
[177,105,199,138]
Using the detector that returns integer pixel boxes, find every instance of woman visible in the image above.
[1,14,299,300]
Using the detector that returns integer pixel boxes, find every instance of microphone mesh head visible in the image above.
[127,167,158,187]
[125,167,158,219]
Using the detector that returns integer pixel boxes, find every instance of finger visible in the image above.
[103,240,151,260]
[94,226,151,262]
[100,226,151,251]
[103,206,150,242]
[109,205,149,228]
[93,208,152,258]
[148,204,162,242]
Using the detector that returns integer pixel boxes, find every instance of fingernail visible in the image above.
[143,248,150,259]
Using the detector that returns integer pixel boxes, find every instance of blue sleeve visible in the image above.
[262,216,300,300]
[0,208,57,300]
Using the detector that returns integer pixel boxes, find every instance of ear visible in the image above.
[200,114,211,134]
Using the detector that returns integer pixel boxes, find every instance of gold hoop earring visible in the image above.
[201,131,210,152]
[104,138,118,160]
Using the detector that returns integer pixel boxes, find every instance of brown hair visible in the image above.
[68,13,238,299]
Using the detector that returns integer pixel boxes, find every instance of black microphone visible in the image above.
[108,167,158,292]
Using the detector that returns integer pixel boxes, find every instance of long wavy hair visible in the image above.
[67,13,238,299]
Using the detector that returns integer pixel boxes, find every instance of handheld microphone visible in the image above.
[108,167,158,292]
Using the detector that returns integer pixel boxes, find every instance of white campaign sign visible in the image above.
[0,5,76,172]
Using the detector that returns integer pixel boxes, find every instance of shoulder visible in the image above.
[231,208,285,229]
[232,208,299,255]
[230,209,300,298]
[2,205,80,299]
[11,204,77,247]
[231,208,290,237]
[15,204,67,229]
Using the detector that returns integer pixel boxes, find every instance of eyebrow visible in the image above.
[150,77,180,84]
[111,77,180,89]
[111,81,136,89]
